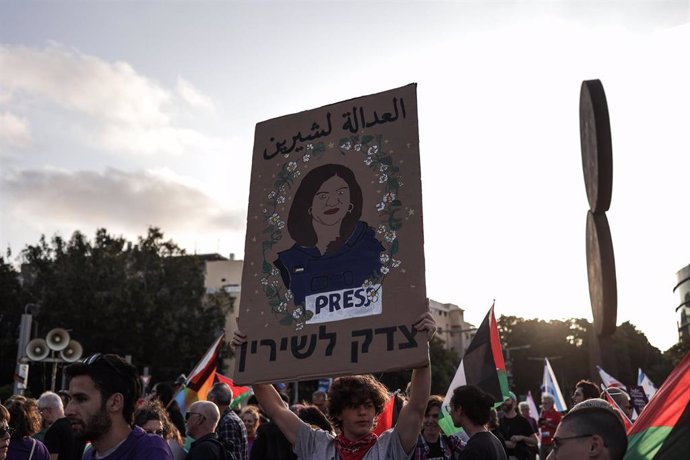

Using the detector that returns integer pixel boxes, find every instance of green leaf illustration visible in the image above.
[280,314,293,325]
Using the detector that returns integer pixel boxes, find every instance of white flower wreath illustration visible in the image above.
[259,134,406,330]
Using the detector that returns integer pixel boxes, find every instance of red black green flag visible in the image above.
[625,351,690,459]
[439,303,509,435]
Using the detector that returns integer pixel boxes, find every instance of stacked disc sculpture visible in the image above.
[580,79,618,376]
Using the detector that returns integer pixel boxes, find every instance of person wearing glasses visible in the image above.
[184,401,230,460]
[1,404,12,460]
[37,391,82,460]
[5,395,50,460]
[133,401,186,460]
[64,353,173,460]
[148,383,186,438]
[546,405,627,460]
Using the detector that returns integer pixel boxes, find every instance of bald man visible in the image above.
[185,401,229,460]
[547,405,627,460]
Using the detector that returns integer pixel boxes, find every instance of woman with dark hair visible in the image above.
[449,386,507,460]
[133,400,186,460]
[5,396,50,460]
[149,382,186,437]
[275,163,385,306]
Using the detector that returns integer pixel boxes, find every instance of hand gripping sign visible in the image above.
[234,84,428,384]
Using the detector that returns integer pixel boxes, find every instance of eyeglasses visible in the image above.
[552,434,594,451]
[0,426,15,438]
[81,353,128,379]
[185,412,205,422]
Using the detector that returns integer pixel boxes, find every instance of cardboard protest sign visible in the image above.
[234,84,427,384]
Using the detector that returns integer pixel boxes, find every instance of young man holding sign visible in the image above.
[232,311,436,460]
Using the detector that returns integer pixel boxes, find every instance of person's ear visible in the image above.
[589,434,605,457]
[107,393,124,414]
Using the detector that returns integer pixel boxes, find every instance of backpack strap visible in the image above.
[28,438,37,460]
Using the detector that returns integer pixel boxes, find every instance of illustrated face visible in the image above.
[242,413,258,435]
[338,399,376,441]
[311,175,351,227]
[141,419,164,436]
[65,375,112,441]
[423,405,441,436]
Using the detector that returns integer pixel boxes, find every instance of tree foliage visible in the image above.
[13,227,230,394]
[378,337,460,397]
[498,315,674,403]
[0,256,31,399]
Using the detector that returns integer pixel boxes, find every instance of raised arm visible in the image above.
[393,310,436,454]
[231,331,302,444]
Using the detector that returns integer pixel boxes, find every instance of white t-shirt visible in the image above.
[293,420,409,460]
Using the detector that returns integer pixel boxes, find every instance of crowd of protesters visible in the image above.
[1,322,630,460]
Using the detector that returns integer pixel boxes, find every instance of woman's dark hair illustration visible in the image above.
[287,163,363,254]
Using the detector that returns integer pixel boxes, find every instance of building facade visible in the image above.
[673,264,690,340]
[199,254,243,373]
[428,299,476,357]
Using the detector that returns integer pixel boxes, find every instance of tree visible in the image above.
[498,316,591,401]
[18,227,231,394]
[664,337,690,369]
[0,256,31,398]
[497,315,672,403]
[379,337,460,397]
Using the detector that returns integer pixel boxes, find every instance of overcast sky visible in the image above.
[1,1,689,354]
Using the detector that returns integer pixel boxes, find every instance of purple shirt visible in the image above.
[83,427,172,460]
[7,436,51,460]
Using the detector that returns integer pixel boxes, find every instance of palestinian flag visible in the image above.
[173,333,224,414]
[625,351,690,459]
[215,372,253,408]
[439,303,510,435]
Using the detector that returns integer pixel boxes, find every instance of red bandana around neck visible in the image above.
[334,432,379,460]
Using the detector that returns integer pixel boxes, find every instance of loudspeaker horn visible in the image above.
[46,328,71,351]
[26,338,50,361]
[60,340,83,363]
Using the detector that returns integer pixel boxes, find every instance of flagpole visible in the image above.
[171,332,225,409]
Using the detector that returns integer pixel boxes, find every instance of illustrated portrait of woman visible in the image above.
[274,163,385,306]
